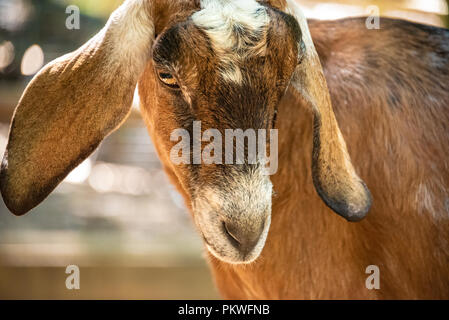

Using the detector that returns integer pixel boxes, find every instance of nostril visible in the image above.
[223,221,241,246]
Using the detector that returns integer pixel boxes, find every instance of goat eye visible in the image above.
[158,72,180,89]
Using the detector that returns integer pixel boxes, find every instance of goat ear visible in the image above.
[285,0,372,221]
[0,0,156,216]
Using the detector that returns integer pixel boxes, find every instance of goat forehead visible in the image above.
[191,0,270,83]
[192,0,269,41]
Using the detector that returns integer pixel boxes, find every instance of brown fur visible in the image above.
[203,18,449,299]
[1,0,448,298]
[140,15,449,299]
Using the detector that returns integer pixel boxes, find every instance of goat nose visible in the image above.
[223,220,263,254]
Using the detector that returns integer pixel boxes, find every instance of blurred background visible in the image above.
[0,0,448,300]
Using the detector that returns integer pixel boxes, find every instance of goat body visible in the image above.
[1,0,448,299]
[205,18,449,299]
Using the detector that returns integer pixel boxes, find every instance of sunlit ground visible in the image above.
[0,0,448,299]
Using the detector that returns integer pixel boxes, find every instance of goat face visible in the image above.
[139,2,302,263]
[0,0,371,265]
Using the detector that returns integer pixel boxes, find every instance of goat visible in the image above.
[1,0,448,299]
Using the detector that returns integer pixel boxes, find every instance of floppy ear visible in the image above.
[0,0,168,216]
[284,0,372,221]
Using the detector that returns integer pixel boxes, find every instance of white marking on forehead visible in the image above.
[220,64,243,83]
[192,0,269,51]
[192,0,270,84]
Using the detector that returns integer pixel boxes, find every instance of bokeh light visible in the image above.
[0,41,14,70]
[21,44,44,76]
